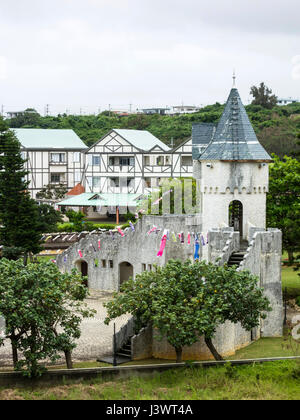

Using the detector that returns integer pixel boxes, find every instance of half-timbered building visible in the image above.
[83,129,193,194]
[13,129,88,199]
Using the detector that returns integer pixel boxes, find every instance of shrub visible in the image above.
[296,296,300,307]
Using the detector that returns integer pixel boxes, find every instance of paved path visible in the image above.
[0,290,131,367]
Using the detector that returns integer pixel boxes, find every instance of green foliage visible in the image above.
[250,82,278,109]
[0,259,95,377]
[36,183,68,200]
[57,222,118,232]
[0,118,43,260]
[36,204,63,233]
[267,155,300,261]
[9,109,40,128]
[104,259,271,361]
[65,210,87,231]
[6,100,300,158]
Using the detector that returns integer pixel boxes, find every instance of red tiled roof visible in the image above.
[67,183,85,196]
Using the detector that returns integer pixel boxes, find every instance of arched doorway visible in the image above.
[229,200,243,237]
[75,260,89,287]
[119,262,133,287]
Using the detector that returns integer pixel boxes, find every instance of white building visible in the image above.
[12,129,88,199]
[13,127,194,199]
[171,105,201,114]
[277,97,298,106]
[83,129,193,194]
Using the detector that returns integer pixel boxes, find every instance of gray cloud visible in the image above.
[0,0,299,114]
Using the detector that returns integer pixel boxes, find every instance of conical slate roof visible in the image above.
[198,88,272,161]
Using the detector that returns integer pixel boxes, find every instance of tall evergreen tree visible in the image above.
[0,118,42,263]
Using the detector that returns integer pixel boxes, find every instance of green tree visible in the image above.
[105,260,271,362]
[0,118,42,262]
[36,183,68,200]
[9,108,40,128]
[36,204,63,233]
[267,155,300,262]
[0,259,95,377]
[65,209,87,231]
[250,82,278,109]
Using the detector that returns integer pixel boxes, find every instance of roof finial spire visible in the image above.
[232,69,236,88]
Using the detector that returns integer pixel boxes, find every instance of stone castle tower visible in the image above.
[193,87,272,248]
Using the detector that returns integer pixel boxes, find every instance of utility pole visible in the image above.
[1,105,4,117]
[129,103,132,113]
[45,104,50,116]
[108,104,111,117]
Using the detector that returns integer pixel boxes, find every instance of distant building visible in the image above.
[141,108,170,116]
[277,97,298,106]
[6,109,39,119]
[171,105,201,114]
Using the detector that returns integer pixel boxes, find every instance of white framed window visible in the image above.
[88,154,100,166]
[51,174,61,183]
[157,156,164,166]
[51,153,66,163]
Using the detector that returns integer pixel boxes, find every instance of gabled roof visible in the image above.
[197,88,272,162]
[192,123,216,160]
[114,129,170,152]
[12,129,87,150]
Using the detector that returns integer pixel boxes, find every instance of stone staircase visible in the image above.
[227,240,248,268]
[116,337,132,361]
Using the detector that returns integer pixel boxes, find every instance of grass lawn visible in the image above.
[228,337,299,360]
[0,361,299,400]
[282,266,300,298]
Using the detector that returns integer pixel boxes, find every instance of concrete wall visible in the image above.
[132,325,153,361]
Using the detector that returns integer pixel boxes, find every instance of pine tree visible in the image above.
[0,118,42,263]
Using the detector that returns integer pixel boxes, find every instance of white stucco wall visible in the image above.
[198,161,269,240]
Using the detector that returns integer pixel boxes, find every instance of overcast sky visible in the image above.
[0,0,299,115]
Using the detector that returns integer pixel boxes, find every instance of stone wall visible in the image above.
[208,228,240,265]
[57,214,202,291]
[152,321,252,361]
[239,229,283,337]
